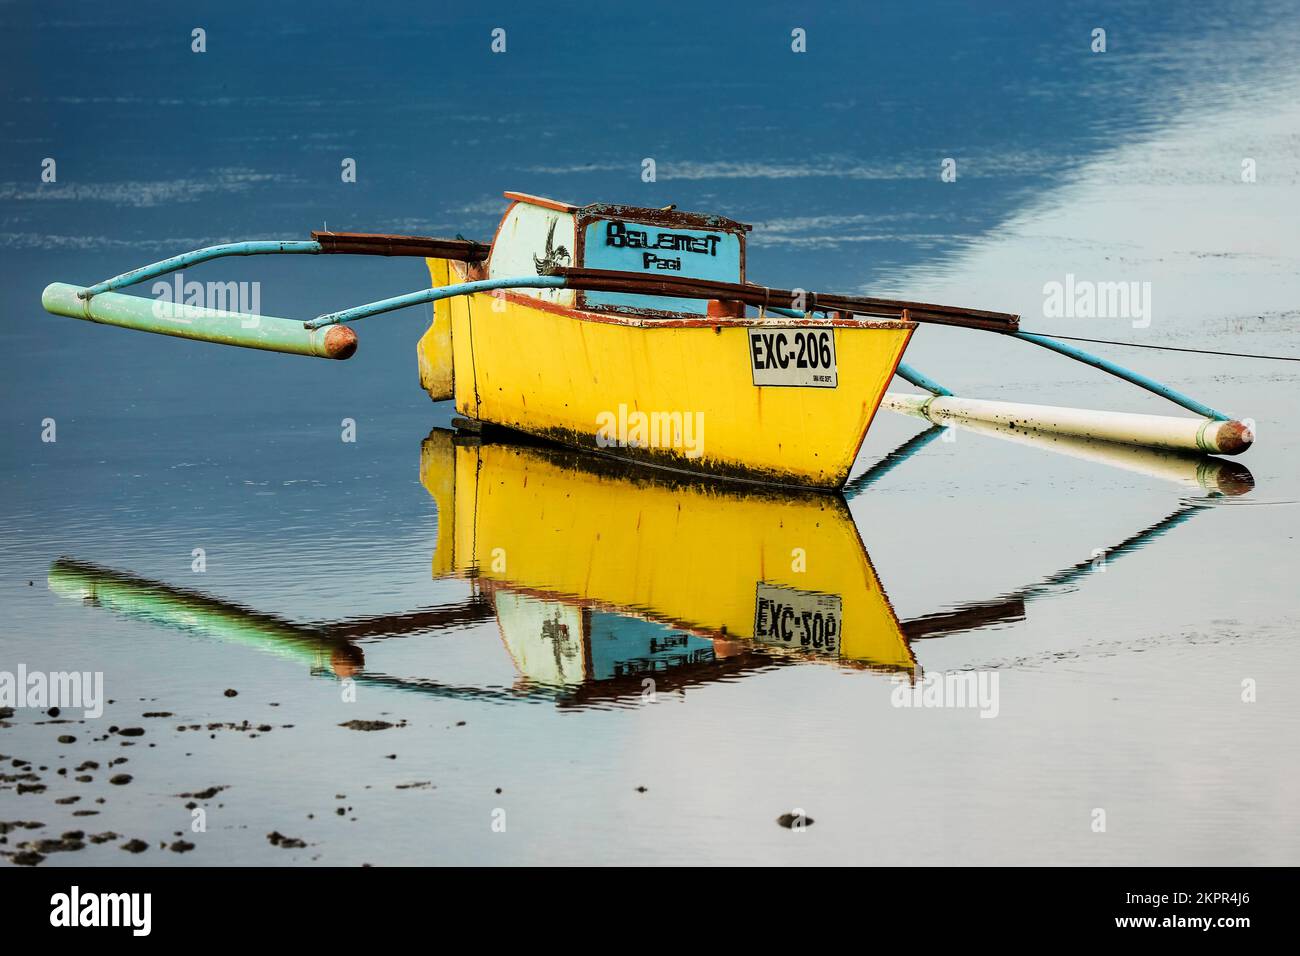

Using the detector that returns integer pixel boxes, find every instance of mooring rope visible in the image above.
[1021,332,1300,363]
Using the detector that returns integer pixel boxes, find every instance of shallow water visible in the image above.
[2,1,1298,865]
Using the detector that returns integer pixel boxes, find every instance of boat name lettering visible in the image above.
[641,252,681,271]
[605,221,721,257]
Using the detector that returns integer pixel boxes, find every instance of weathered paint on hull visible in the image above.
[419,431,914,672]
[419,259,914,488]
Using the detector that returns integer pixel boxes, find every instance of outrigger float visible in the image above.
[42,191,1254,489]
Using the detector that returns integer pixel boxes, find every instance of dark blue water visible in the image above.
[2,0,1297,864]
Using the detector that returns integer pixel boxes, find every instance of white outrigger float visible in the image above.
[42,191,1253,488]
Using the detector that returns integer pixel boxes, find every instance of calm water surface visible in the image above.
[1,1,1298,864]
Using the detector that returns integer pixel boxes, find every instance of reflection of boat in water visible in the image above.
[47,424,1254,707]
[419,427,915,694]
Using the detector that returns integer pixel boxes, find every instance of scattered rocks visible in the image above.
[88,832,119,844]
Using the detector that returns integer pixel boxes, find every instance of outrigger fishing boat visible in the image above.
[42,191,1254,489]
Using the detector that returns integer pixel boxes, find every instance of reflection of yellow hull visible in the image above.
[420,431,914,672]
[418,259,914,488]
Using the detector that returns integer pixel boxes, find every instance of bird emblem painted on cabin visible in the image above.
[532,218,571,274]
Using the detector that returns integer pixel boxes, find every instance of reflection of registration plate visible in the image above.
[748,327,837,388]
[753,583,842,655]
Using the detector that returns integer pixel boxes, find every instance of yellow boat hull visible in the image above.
[419,259,914,488]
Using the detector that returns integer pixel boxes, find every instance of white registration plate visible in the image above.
[748,327,837,388]
[753,583,842,655]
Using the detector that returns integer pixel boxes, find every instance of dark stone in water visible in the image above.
[117,727,144,737]
[177,785,226,800]
[27,836,84,853]
[169,840,195,853]
[57,735,76,744]
[120,838,148,853]
[267,831,306,849]
[0,821,43,834]
[109,774,132,786]
[338,720,394,731]
[223,689,238,697]
[776,812,814,829]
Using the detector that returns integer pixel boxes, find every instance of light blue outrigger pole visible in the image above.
[77,240,325,299]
